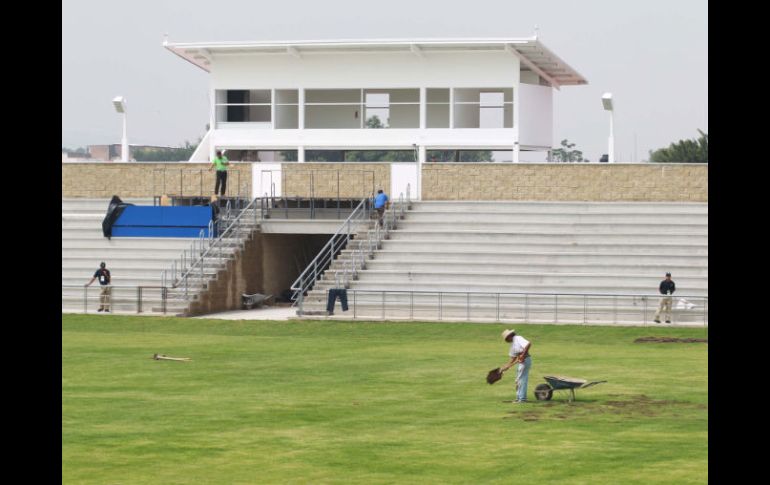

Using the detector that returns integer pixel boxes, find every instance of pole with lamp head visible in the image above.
[602,93,614,163]
[112,96,128,162]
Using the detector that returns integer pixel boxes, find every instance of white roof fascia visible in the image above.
[163,37,588,85]
[505,43,560,90]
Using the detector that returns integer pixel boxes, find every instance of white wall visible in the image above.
[212,128,518,150]
[520,71,541,85]
[253,162,282,198]
[518,83,552,149]
[390,163,418,200]
[211,52,519,88]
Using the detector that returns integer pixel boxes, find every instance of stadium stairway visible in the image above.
[298,201,708,325]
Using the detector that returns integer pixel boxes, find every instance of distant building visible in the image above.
[164,36,588,197]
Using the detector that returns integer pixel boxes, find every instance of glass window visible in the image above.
[305,89,361,129]
[224,150,298,162]
[306,150,415,162]
[275,90,299,129]
[426,149,512,163]
[216,90,272,123]
[427,88,450,128]
[364,93,389,128]
[453,88,513,128]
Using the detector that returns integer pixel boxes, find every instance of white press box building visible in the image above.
[164,37,588,198]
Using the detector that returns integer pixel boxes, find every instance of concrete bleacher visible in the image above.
[62,198,197,314]
[299,201,708,324]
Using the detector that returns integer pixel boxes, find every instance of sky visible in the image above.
[62,0,708,162]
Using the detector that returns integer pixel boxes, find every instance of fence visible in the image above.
[151,168,249,200]
[61,285,170,314]
[335,290,708,326]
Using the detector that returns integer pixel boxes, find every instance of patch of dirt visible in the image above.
[503,394,706,421]
[634,336,708,343]
[503,410,540,421]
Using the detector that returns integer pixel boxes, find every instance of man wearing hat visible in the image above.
[654,272,676,324]
[86,262,112,312]
[499,329,532,403]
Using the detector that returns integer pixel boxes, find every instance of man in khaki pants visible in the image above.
[86,262,112,312]
[654,272,676,324]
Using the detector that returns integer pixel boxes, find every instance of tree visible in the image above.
[62,146,90,158]
[549,139,589,162]
[648,130,708,163]
[132,140,198,161]
[365,115,386,129]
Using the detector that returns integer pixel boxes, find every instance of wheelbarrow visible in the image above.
[534,375,607,402]
[242,293,273,310]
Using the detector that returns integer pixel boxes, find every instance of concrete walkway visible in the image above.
[193,307,299,321]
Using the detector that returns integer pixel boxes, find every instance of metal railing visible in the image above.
[151,167,249,201]
[61,285,171,314]
[259,195,365,220]
[319,290,708,326]
[334,190,407,290]
[292,190,411,313]
[161,197,261,300]
[290,198,373,309]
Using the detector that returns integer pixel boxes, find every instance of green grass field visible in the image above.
[62,314,708,484]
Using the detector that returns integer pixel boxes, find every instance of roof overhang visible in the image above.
[163,37,588,87]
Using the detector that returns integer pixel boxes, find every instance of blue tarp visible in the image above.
[111,206,214,238]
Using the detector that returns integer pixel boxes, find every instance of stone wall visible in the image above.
[421,163,707,201]
[62,162,252,198]
[187,232,263,316]
[281,163,390,198]
[63,161,707,202]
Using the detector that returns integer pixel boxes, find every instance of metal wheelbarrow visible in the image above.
[534,375,607,402]
[242,293,273,310]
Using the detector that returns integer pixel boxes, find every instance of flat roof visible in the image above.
[164,37,587,88]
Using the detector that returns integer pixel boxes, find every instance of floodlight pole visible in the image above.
[121,110,128,162]
[602,93,615,163]
[608,109,614,164]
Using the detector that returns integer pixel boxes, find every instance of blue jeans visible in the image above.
[515,356,532,401]
[326,289,349,313]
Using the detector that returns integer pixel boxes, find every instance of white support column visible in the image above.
[419,87,426,129]
[298,88,305,129]
[608,110,615,163]
[418,145,426,200]
[209,87,216,161]
[121,112,128,162]
[513,84,520,163]
[298,146,305,163]
[449,88,454,129]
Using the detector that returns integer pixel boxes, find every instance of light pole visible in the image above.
[602,93,614,163]
[112,96,128,162]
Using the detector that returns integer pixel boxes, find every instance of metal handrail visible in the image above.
[259,195,363,220]
[332,192,407,294]
[336,290,709,326]
[152,167,247,201]
[163,197,260,299]
[290,198,371,308]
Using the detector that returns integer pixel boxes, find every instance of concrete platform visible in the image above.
[193,306,299,320]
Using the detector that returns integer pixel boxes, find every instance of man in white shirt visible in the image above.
[499,329,532,403]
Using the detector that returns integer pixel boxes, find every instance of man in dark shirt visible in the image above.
[654,272,676,324]
[86,262,112,312]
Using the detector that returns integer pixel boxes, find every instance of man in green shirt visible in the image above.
[210,150,229,196]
